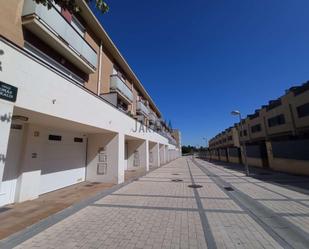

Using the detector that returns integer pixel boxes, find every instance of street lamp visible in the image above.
[202,137,208,159]
[231,110,250,176]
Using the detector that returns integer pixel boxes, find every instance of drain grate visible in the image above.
[224,186,234,191]
[171,179,183,182]
[172,173,180,175]
[188,184,203,188]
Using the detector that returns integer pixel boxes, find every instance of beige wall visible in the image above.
[248,114,266,140]
[289,90,309,130]
[265,141,309,176]
[237,119,250,143]
[100,50,113,94]
[247,157,263,168]
[0,0,24,47]
[132,86,137,115]
[260,95,294,137]
[84,29,100,93]
[228,156,241,164]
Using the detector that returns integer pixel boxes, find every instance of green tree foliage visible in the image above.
[182,145,208,154]
[34,0,109,14]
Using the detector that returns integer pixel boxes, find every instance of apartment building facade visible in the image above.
[0,0,181,206]
[206,82,309,176]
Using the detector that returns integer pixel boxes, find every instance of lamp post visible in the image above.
[202,137,207,159]
[231,110,250,176]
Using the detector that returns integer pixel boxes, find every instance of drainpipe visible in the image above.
[97,41,103,95]
[288,104,297,137]
[263,116,269,139]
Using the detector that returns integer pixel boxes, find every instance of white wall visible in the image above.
[14,124,87,202]
[0,100,14,193]
[86,132,125,184]
[1,40,169,146]
[125,139,148,171]
[0,39,180,205]
[149,142,160,168]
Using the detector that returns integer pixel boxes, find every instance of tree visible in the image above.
[34,0,109,14]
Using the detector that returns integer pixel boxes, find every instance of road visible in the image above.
[4,157,309,249]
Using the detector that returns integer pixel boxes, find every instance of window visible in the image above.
[74,137,83,143]
[251,124,261,133]
[268,114,286,127]
[240,130,247,137]
[228,136,232,141]
[49,135,62,141]
[297,103,309,118]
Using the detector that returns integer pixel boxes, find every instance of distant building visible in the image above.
[207,82,309,175]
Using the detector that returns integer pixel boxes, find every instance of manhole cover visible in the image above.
[171,179,183,182]
[224,187,234,191]
[188,184,203,188]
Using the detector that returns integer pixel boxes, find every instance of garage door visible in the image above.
[39,128,87,195]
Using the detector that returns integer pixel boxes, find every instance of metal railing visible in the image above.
[110,75,133,102]
[22,0,97,68]
[137,101,149,116]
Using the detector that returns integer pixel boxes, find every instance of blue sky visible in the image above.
[91,0,309,146]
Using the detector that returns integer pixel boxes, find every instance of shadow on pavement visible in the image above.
[197,158,309,195]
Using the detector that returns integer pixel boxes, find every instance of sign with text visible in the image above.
[0,81,18,103]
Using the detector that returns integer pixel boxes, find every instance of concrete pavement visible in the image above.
[1,157,309,249]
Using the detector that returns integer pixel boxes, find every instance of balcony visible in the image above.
[22,0,97,74]
[110,75,133,103]
[137,101,149,117]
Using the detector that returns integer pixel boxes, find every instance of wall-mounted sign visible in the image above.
[97,163,107,175]
[0,81,18,103]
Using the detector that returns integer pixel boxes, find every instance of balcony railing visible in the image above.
[149,111,157,122]
[110,75,133,102]
[137,101,149,117]
[22,0,97,70]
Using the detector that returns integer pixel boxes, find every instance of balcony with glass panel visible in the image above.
[137,101,150,117]
[110,75,133,103]
[22,0,97,74]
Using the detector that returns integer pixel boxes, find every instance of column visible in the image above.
[86,132,125,184]
[0,100,13,191]
[153,143,160,167]
[138,140,149,171]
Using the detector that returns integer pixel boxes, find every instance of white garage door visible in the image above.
[39,129,87,195]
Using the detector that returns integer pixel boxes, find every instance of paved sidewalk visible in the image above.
[1,157,309,249]
[0,182,114,240]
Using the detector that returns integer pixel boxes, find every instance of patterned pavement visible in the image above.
[6,157,309,249]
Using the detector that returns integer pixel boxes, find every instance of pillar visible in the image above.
[86,132,125,184]
[0,100,13,191]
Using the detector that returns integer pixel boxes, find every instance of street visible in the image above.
[5,157,309,249]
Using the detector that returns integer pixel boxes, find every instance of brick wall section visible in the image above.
[100,50,113,94]
[84,29,100,93]
[0,0,24,47]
